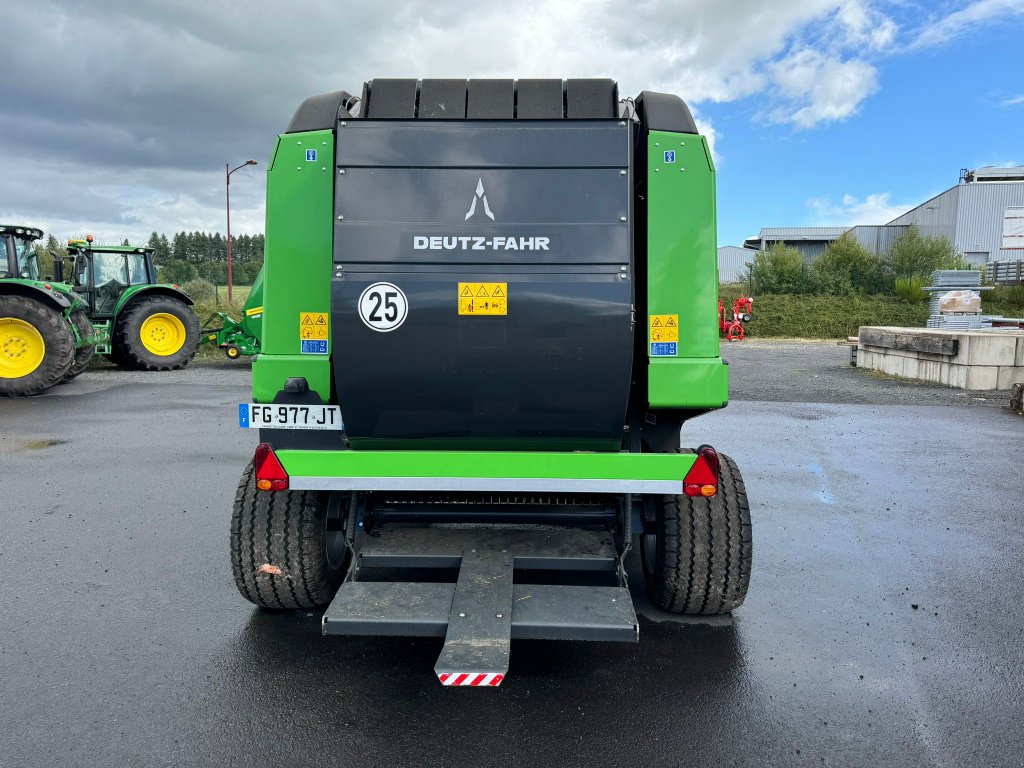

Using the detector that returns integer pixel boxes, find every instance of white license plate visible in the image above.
[239,403,343,430]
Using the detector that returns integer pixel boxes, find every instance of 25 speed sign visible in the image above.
[358,282,408,332]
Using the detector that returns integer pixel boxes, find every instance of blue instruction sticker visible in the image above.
[650,342,678,357]
[305,148,317,162]
[301,339,328,355]
[663,150,676,163]
[238,403,250,428]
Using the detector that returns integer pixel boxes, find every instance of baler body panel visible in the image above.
[644,131,727,408]
[252,130,335,403]
[331,120,634,450]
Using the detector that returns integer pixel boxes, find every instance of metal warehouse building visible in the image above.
[717,245,753,282]
[885,167,1024,264]
[732,167,1024,268]
[741,227,848,263]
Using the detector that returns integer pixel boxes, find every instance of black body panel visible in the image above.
[331,118,635,449]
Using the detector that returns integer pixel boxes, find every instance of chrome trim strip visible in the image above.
[288,476,680,494]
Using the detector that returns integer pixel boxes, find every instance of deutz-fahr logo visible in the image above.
[410,176,553,252]
[465,178,494,221]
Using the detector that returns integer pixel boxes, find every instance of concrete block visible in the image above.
[918,359,942,384]
[965,334,1017,366]
[1016,337,1024,367]
[946,364,967,389]
[964,365,999,390]
[997,366,1024,389]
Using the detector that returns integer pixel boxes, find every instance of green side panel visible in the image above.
[252,355,331,404]
[646,130,728,408]
[253,130,335,404]
[241,267,265,340]
[278,449,697,482]
[648,358,728,408]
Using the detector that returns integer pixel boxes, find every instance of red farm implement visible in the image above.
[718,294,753,342]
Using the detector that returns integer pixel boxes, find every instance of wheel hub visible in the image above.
[140,313,186,356]
[0,317,46,379]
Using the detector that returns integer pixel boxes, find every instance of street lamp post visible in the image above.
[226,159,257,303]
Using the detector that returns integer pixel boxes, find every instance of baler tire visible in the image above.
[641,453,752,614]
[230,462,349,610]
[115,296,200,371]
[62,309,96,381]
[0,295,75,397]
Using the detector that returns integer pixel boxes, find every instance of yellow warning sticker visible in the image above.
[299,311,329,340]
[649,314,679,343]
[458,283,507,316]
[245,305,264,318]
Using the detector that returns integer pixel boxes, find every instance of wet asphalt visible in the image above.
[1,344,1022,767]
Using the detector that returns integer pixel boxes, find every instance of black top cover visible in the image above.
[285,90,355,134]
[634,90,698,134]
[358,78,619,119]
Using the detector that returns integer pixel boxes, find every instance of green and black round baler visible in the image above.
[232,78,751,686]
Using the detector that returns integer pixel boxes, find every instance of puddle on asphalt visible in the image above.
[807,463,836,504]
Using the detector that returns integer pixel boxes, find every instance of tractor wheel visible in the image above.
[224,344,241,360]
[641,453,752,614]
[230,462,350,609]
[0,295,75,397]
[62,309,96,381]
[115,296,199,371]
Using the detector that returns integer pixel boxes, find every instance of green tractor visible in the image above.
[62,237,200,371]
[1,225,98,395]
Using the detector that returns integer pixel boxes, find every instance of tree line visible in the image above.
[149,231,264,285]
[33,231,264,286]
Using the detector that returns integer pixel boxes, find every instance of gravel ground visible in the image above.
[723,340,1013,408]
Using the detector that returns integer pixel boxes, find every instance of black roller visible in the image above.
[467,79,514,119]
[419,79,467,118]
[363,78,418,118]
[566,79,618,118]
[517,79,564,119]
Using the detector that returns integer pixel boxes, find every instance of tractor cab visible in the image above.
[66,238,157,317]
[0,226,44,281]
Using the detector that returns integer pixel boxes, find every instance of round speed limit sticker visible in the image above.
[358,282,408,332]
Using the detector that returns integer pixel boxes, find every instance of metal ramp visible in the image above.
[322,526,638,686]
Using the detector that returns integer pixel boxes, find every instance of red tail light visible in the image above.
[684,445,719,497]
[254,443,288,492]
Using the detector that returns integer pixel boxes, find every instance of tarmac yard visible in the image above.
[1,343,1022,767]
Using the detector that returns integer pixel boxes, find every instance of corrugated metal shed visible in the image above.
[848,224,908,255]
[718,245,753,282]
[887,185,959,242]
[742,227,846,264]
[955,182,1024,262]
[746,227,849,241]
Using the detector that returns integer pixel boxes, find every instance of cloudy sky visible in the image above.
[1,0,1022,247]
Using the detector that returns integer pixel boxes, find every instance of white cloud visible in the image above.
[807,192,915,225]
[3,0,1017,239]
[910,0,1024,49]
[999,94,1024,107]
[767,49,879,127]
[836,0,899,49]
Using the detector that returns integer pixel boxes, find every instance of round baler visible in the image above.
[231,79,751,686]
